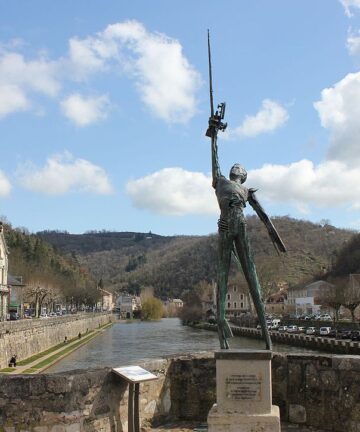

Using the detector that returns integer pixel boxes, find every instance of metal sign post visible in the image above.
[113,365,159,432]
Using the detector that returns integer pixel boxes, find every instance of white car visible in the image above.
[320,314,332,321]
[319,326,332,336]
[278,326,288,333]
[306,327,316,335]
[287,325,298,333]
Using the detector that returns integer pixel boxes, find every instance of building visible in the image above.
[265,289,288,315]
[97,288,114,312]
[0,223,9,321]
[8,275,26,317]
[287,280,334,316]
[225,284,252,318]
[116,294,140,319]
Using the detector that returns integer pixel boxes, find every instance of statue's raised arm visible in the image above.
[205,30,227,188]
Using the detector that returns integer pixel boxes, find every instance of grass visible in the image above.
[0,367,17,373]
[16,331,95,366]
[22,332,99,373]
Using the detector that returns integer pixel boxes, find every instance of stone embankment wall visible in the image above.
[199,323,360,354]
[0,313,113,368]
[0,352,359,432]
[232,325,360,354]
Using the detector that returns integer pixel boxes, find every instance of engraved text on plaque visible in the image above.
[225,373,262,401]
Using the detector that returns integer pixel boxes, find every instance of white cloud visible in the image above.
[248,159,360,211]
[126,167,217,216]
[125,160,360,216]
[0,170,11,197]
[17,152,114,195]
[347,32,360,57]
[0,52,60,96]
[0,21,200,124]
[340,0,360,17]
[0,84,29,117]
[314,71,360,165]
[68,21,201,123]
[0,50,60,118]
[231,99,288,138]
[60,93,110,126]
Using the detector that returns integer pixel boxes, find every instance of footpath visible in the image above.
[0,322,112,374]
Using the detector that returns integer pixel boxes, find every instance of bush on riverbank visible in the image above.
[141,298,163,320]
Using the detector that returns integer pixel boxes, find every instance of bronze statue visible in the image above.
[206,31,286,350]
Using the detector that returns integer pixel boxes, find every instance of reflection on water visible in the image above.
[46,318,321,373]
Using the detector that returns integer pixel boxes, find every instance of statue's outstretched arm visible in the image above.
[248,188,286,254]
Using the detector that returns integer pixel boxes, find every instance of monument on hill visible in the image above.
[205,31,286,432]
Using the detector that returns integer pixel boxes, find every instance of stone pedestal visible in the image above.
[208,350,281,432]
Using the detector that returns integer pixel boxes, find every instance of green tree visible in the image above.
[141,297,163,320]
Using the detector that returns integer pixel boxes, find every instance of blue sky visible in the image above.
[1,0,360,235]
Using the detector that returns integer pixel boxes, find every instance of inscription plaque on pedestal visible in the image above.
[208,350,281,432]
[226,373,262,401]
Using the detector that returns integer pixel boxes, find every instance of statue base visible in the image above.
[207,350,281,432]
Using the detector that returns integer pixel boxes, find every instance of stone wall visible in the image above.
[0,313,113,368]
[0,352,360,431]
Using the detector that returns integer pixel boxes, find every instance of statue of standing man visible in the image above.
[206,32,286,350]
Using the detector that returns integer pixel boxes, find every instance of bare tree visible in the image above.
[342,274,360,323]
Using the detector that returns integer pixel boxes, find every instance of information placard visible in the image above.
[112,365,158,383]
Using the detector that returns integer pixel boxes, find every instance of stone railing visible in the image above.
[0,352,359,431]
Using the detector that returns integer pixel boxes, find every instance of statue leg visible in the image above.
[233,224,272,350]
[217,231,233,349]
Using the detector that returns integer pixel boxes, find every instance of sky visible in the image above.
[1,0,360,236]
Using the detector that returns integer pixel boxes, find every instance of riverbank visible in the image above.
[0,312,114,369]
[0,322,113,374]
[190,322,360,354]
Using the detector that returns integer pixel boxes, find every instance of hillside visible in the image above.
[37,216,356,298]
[4,223,99,309]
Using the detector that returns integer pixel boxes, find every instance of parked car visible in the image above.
[328,329,337,338]
[319,327,332,336]
[351,330,360,341]
[306,327,316,335]
[320,314,332,321]
[287,325,298,333]
[278,326,288,333]
[49,312,56,317]
[298,326,306,333]
[337,329,353,339]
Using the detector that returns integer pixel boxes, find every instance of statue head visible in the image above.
[229,164,247,183]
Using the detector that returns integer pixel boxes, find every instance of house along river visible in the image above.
[46,318,322,373]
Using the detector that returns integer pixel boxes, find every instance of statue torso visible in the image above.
[215,176,248,217]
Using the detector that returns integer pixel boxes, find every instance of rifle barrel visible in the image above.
[207,30,214,118]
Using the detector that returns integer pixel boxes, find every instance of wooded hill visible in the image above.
[37,216,356,299]
[4,223,99,308]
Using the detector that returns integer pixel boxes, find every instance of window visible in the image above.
[227,302,231,308]
[233,287,237,292]
[241,302,244,308]
[240,294,244,300]
[234,302,237,308]
[227,294,230,300]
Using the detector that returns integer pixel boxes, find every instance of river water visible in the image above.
[46,318,321,373]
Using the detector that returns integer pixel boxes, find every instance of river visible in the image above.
[46,318,323,373]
